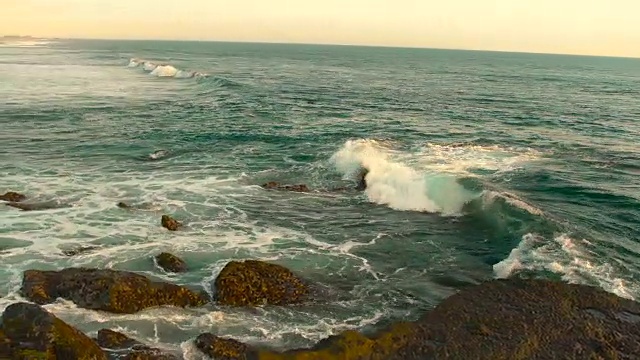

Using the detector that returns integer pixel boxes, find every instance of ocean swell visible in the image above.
[127,58,207,79]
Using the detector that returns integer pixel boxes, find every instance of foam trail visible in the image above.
[330,139,479,215]
[494,233,637,300]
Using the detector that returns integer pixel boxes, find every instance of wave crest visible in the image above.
[330,139,480,215]
[127,58,207,79]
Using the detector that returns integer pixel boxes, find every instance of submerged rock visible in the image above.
[0,302,107,359]
[214,260,310,306]
[261,182,310,193]
[0,191,26,202]
[61,245,100,257]
[155,252,188,273]
[117,201,132,209]
[161,215,182,231]
[5,201,68,211]
[196,278,640,359]
[97,329,178,360]
[20,268,210,314]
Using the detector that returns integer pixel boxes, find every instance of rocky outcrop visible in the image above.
[97,329,178,360]
[0,191,26,202]
[20,268,210,314]
[161,215,181,231]
[196,278,640,359]
[155,252,187,273]
[0,302,107,359]
[214,260,310,306]
[261,182,310,193]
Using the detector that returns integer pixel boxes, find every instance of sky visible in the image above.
[2,0,639,57]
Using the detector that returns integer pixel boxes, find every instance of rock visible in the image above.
[117,201,132,209]
[5,201,68,211]
[155,252,188,273]
[61,245,100,257]
[0,301,107,359]
[0,191,26,202]
[196,278,640,359]
[261,182,310,192]
[20,268,210,314]
[194,333,249,360]
[214,260,310,306]
[161,215,181,231]
[355,167,369,191]
[97,329,179,360]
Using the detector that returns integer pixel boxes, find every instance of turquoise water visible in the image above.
[1,39,639,357]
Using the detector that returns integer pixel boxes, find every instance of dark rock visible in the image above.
[0,301,107,359]
[155,252,187,273]
[196,279,640,359]
[0,191,26,202]
[161,215,181,231]
[260,182,310,192]
[355,167,369,191]
[195,333,249,360]
[97,329,178,360]
[214,260,310,306]
[117,202,132,209]
[61,245,100,257]
[6,201,68,211]
[20,268,210,314]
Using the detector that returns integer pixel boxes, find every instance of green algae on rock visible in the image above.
[196,279,640,360]
[155,252,188,273]
[214,260,310,306]
[96,329,179,360]
[20,268,210,314]
[0,302,107,360]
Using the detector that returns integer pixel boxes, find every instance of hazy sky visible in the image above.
[2,0,639,57]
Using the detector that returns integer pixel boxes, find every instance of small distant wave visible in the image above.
[0,39,55,48]
[330,139,480,215]
[494,233,636,300]
[483,190,544,216]
[127,58,207,79]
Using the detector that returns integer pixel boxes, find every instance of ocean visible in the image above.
[1,39,639,357]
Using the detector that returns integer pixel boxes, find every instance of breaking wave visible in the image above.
[493,233,637,300]
[330,139,481,215]
[127,58,207,79]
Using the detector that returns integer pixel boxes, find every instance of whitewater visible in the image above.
[0,39,639,357]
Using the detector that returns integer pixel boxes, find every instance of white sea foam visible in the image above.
[330,139,481,215]
[494,233,637,300]
[483,190,545,216]
[127,58,206,79]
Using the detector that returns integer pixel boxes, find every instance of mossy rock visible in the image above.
[96,329,178,360]
[21,268,210,314]
[0,191,26,202]
[161,215,181,231]
[155,252,187,273]
[196,279,640,359]
[214,260,310,306]
[0,302,107,359]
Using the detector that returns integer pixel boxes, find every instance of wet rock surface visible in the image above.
[20,268,210,314]
[161,215,181,231]
[214,260,310,306]
[0,302,107,359]
[155,252,188,273]
[0,191,26,202]
[261,182,310,192]
[97,329,179,360]
[196,278,640,359]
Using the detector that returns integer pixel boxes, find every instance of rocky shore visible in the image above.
[2,190,640,359]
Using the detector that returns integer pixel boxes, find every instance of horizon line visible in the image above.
[8,35,640,60]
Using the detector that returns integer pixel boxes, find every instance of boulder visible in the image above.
[96,329,178,360]
[20,268,210,314]
[161,215,181,231]
[0,302,107,359]
[0,191,26,202]
[155,252,188,273]
[196,278,640,359]
[214,260,310,306]
[261,182,310,193]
